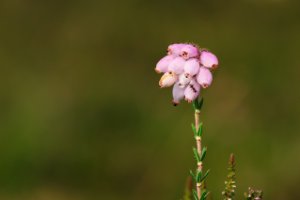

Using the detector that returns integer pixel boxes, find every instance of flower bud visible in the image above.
[168,57,185,75]
[159,72,178,88]
[197,67,213,88]
[184,79,200,103]
[167,43,185,56]
[155,55,174,73]
[178,73,192,88]
[172,82,186,106]
[200,51,219,69]
[184,58,200,76]
[181,44,199,60]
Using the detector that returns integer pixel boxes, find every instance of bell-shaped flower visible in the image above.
[172,82,186,106]
[159,72,178,88]
[200,51,219,69]
[178,73,192,88]
[197,67,213,88]
[184,58,200,77]
[181,44,199,60]
[168,57,185,75]
[184,79,201,103]
[155,55,174,73]
[168,43,185,56]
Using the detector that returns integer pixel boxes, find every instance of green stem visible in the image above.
[195,108,202,198]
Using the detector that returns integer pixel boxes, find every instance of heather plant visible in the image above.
[155,43,263,200]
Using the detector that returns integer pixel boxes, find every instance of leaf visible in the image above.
[190,170,196,181]
[191,123,197,137]
[192,189,198,200]
[196,171,202,183]
[192,99,199,110]
[198,98,204,110]
[193,148,200,163]
[198,122,203,137]
[192,97,204,110]
[200,169,210,182]
[200,147,207,161]
[200,190,208,200]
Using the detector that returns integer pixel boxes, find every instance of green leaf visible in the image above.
[198,98,204,110]
[196,171,202,183]
[192,97,204,110]
[200,147,207,161]
[192,189,198,200]
[190,170,196,181]
[200,190,208,200]
[193,148,200,163]
[192,100,199,110]
[191,123,197,137]
[198,122,203,137]
[200,169,210,182]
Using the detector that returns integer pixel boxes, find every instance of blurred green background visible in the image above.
[0,0,299,199]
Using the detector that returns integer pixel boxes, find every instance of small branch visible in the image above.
[222,153,236,200]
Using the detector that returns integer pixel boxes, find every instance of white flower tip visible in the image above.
[154,68,162,74]
[201,83,209,89]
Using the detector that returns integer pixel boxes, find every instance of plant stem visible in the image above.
[195,108,202,198]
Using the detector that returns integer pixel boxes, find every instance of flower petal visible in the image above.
[172,82,186,106]
[184,58,200,76]
[168,57,185,75]
[178,73,192,88]
[168,43,186,56]
[200,51,219,69]
[197,67,213,88]
[159,72,178,88]
[181,44,199,60]
[155,55,174,73]
[184,79,201,103]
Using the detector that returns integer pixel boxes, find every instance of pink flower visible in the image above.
[200,51,219,69]
[159,72,178,88]
[181,44,199,60]
[168,43,185,56]
[168,57,185,75]
[172,82,186,106]
[184,79,200,103]
[197,67,213,88]
[178,73,192,88]
[155,55,174,74]
[184,58,200,76]
[155,43,219,105]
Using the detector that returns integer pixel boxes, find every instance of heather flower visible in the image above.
[178,73,192,88]
[184,79,200,103]
[184,58,200,77]
[168,57,185,75]
[155,55,174,73]
[200,50,219,69]
[168,43,185,56]
[155,43,218,104]
[181,44,199,60]
[197,67,213,88]
[159,72,178,88]
[172,82,186,106]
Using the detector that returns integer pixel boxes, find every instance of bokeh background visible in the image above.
[0,0,299,199]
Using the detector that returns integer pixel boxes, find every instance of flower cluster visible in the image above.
[155,43,219,105]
